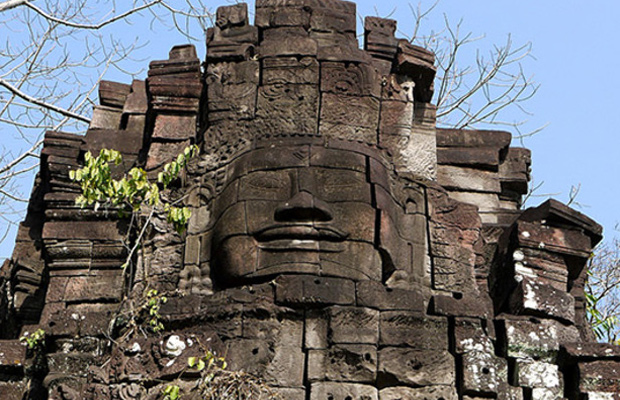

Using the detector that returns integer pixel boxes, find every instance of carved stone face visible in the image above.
[208,141,424,286]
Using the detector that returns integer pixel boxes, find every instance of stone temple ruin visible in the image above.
[0,0,619,398]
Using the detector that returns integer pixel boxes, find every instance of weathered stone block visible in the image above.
[528,388,562,400]
[89,105,122,130]
[579,361,620,393]
[454,318,495,354]
[561,342,620,360]
[260,29,317,57]
[438,165,501,193]
[502,318,580,362]
[448,191,500,212]
[264,318,305,387]
[62,273,123,303]
[84,128,143,156]
[432,256,477,294]
[431,294,492,319]
[256,83,319,135]
[272,387,306,400]
[356,280,426,312]
[378,347,454,386]
[308,345,377,383]
[206,61,259,121]
[0,340,25,371]
[152,114,197,140]
[462,350,508,395]
[145,140,191,171]
[583,393,620,400]
[321,62,380,97]
[379,386,458,400]
[437,147,500,169]
[508,278,575,323]
[497,383,524,400]
[0,381,27,399]
[262,56,319,85]
[310,382,378,400]
[123,79,148,114]
[379,312,448,350]
[436,128,512,149]
[47,352,100,377]
[99,80,131,108]
[328,306,379,344]
[305,309,328,350]
[275,275,355,307]
[514,359,562,390]
[319,93,380,144]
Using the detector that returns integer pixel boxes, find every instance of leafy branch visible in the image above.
[69,145,197,234]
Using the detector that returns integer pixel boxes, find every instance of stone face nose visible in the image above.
[274,191,332,222]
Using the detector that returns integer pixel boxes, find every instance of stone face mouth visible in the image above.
[255,225,348,252]
[255,225,348,242]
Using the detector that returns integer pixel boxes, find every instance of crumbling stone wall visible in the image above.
[0,0,618,399]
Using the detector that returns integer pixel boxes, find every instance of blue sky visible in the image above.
[1,0,619,260]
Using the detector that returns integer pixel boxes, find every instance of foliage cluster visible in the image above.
[69,145,197,234]
[19,328,46,350]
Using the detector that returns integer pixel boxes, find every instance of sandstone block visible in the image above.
[462,350,508,395]
[310,382,378,400]
[502,318,579,362]
[275,275,355,307]
[380,386,457,400]
[454,318,495,354]
[0,340,25,371]
[89,105,122,130]
[378,347,454,386]
[514,359,562,389]
[438,165,501,193]
[578,361,620,393]
[356,280,426,312]
[379,312,448,350]
[328,306,379,344]
[308,345,377,383]
[508,278,575,323]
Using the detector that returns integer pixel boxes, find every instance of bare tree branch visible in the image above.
[23,0,163,30]
[0,77,90,122]
[0,0,29,13]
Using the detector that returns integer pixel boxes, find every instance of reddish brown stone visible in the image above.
[379,312,449,350]
[0,340,25,371]
[42,221,125,240]
[437,147,501,169]
[579,361,620,392]
[275,275,355,307]
[364,17,398,59]
[145,140,191,171]
[98,80,131,108]
[152,114,197,140]
[356,280,426,312]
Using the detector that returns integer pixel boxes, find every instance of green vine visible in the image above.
[144,289,168,334]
